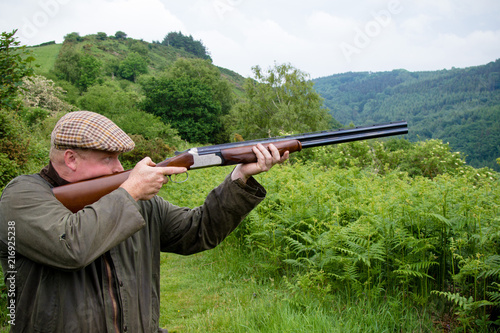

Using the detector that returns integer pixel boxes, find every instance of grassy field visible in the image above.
[29,43,62,74]
[158,241,437,332]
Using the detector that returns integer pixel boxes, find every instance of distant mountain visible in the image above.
[313,61,500,171]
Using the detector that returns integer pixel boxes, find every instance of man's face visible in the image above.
[72,150,124,182]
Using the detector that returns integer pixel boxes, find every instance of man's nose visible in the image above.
[112,159,125,173]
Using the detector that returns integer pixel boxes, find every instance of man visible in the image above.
[0,111,288,332]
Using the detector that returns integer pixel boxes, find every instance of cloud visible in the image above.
[3,0,184,45]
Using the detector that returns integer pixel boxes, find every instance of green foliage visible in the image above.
[157,248,435,332]
[53,45,81,82]
[114,31,127,40]
[77,82,181,143]
[118,52,148,81]
[299,138,468,179]
[63,32,83,43]
[162,31,211,60]
[96,32,107,41]
[431,290,497,331]
[53,46,101,91]
[228,63,336,139]
[77,54,101,90]
[224,156,500,331]
[0,30,36,110]
[141,76,222,144]
[164,58,233,115]
[120,134,176,169]
[0,110,31,187]
[140,58,233,144]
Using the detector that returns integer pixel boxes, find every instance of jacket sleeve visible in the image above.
[0,175,146,270]
[153,174,266,255]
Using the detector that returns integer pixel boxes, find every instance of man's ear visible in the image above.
[63,149,78,172]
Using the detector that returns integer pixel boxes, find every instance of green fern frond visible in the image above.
[424,213,452,227]
[431,290,472,309]
[394,269,433,279]
[284,236,313,256]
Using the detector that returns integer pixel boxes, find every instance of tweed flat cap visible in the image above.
[51,111,135,152]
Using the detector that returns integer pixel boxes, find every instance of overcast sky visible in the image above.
[1,0,499,78]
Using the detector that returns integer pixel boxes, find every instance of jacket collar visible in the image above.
[39,161,70,187]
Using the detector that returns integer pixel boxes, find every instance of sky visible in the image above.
[1,0,499,79]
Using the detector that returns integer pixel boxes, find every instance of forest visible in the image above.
[1,29,500,332]
[313,62,500,171]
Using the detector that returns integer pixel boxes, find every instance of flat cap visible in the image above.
[51,111,135,152]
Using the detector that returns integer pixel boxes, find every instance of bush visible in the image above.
[0,109,32,188]
[295,138,469,179]
[0,30,36,110]
[120,134,176,169]
[21,75,75,115]
[0,152,20,188]
[78,82,181,144]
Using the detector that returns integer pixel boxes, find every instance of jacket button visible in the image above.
[119,281,123,287]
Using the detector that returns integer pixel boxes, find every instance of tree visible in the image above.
[164,58,233,114]
[53,46,81,83]
[63,32,83,43]
[119,52,148,82]
[227,63,335,139]
[162,31,211,60]
[96,32,107,40]
[115,31,127,39]
[77,54,101,90]
[0,30,36,110]
[140,76,222,144]
[140,58,234,143]
[53,46,101,91]
[21,75,74,116]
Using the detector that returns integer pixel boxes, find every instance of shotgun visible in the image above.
[53,121,408,212]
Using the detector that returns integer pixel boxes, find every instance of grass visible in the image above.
[158,240,438,332]
[29,43,62,75]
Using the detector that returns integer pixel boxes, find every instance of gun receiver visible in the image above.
[53,121,408,212]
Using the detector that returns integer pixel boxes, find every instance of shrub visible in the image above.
[120,134,176,169]
[21,75,75,115]
[0,110,32,188]
[294,138,468,179]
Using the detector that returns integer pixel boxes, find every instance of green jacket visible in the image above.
[0,167,266,332]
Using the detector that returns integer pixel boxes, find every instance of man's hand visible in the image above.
[120,157,187,201]
[231,143,289,183]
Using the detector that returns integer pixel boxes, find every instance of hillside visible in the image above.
[313,61,500,170]
[28,33,247,97]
